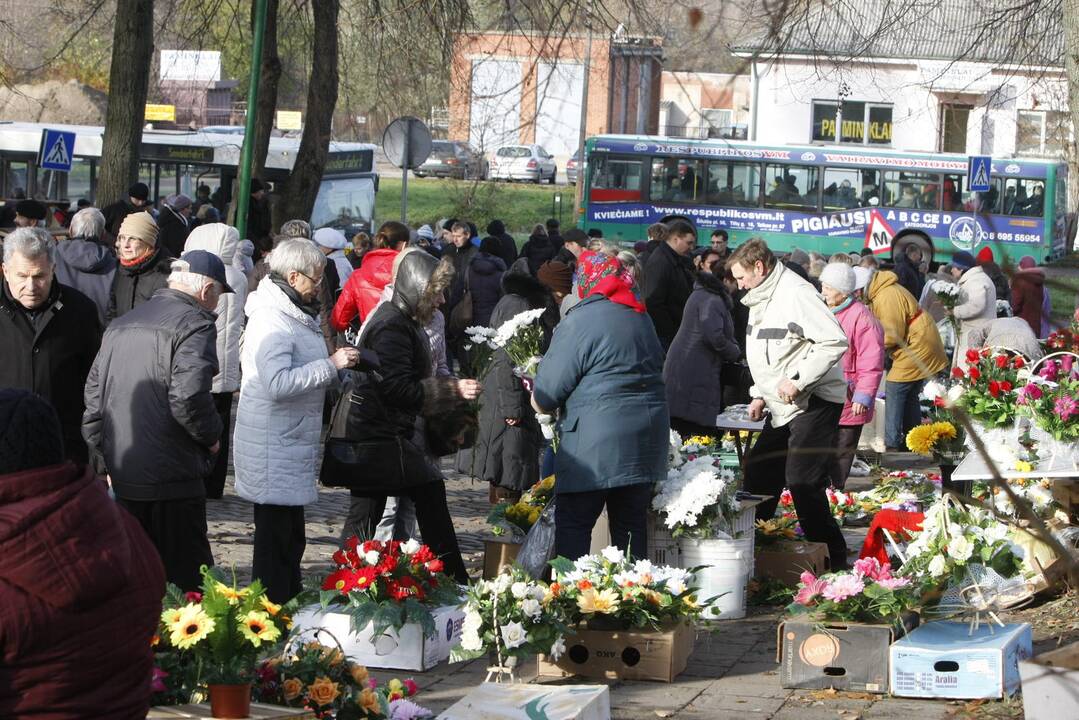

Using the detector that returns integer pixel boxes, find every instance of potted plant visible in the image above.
[157,566,289,718]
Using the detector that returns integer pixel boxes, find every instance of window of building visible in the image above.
[822,167,880,210]
[883,171,942,209]
[811,101,893,145]
[705,161,760,207]
[703,108,733,134]
[940,104,971,153]
[1001,177,1046,217]
[588,155,643,203]
[650,157,704,203]
[1016,110,1071,156]
[763,163,819,210]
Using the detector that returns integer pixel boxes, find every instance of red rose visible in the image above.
[981,348,992,358]
[185,591,202,603]
[1001,381,1013,392]
[952,367,965,379]
[966,349,981,363]
[1013,356,1025,369]
[968,367,981,381]
[988,380,1000,398]
[426,558,444,574]
[995,354,1008,369]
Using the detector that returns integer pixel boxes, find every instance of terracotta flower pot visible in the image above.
[209,683,252,719]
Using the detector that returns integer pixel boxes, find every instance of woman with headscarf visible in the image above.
[1011,255,1049,338]
[531,251,668,562]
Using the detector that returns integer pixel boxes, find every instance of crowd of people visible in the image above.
[0,183,1070,714]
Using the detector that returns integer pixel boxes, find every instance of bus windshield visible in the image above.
[311,176,376,232]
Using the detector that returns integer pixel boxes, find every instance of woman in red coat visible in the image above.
[0,389,165,719]
[331,221,410,332]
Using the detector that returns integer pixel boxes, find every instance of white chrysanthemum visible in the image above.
[601,546,625,565]
[948,535,974,562]
[462,609,483,635]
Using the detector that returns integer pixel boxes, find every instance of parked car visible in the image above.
[489,144,557,184]
[566,150,584,185]
[415,140,488,180]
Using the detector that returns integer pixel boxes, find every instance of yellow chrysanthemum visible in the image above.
[168,604,215,650]
[932,421,957,440]
[577,588,621,615]
[1014,460,1034,473]
[214,581,249,605]
[260,596,282,616]
[240,610,281,647]
[905,424,940,455]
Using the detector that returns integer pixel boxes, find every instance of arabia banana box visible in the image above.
[439,683,611,720]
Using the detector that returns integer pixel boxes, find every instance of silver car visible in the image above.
[490,144,557,184]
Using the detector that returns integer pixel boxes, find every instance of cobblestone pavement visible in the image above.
[207,453,1024,719]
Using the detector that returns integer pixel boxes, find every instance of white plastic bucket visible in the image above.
[679,537,752,621]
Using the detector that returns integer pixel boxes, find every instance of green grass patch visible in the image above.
[1047,253,1079,327]
[375,177,578,235]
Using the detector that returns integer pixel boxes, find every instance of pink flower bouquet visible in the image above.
[788,558,920,625]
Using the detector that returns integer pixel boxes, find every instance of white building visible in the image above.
[734,1,1068,159]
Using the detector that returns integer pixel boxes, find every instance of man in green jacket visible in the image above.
[731,239,850,569]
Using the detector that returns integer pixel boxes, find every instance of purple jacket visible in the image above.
[834,300,885,426]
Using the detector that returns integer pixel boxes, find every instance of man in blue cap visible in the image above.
[83,250,233,591]
[947,249,997,366]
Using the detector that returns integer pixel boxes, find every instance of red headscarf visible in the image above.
[576,250,645,313]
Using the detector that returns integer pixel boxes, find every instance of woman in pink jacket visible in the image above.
[819,263,885,489]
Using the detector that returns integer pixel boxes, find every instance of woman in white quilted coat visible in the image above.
[233,239,360,603]
[183,222,249,499]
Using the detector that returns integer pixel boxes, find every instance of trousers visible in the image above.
[252,503,306,605]
[554,483,652,563]
[117,496,213,592]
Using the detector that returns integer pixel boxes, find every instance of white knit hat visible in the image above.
[852,266,874,292]
[312,227,347,250]
[819,262,855,295]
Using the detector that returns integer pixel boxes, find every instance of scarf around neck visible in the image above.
[270,272,322,318]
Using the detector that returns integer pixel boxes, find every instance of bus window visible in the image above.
[883,171,941,209]
[3,160,29,198]
[705,161,760,207]
[1002,178,1045,217]
[763,164,819,211]
[37,169,66,201]
[822,167,878,210]
[943,174,1002,213]
[588,155,643,203]
[312,176,375,232]
[650,157,703,203]
[68,158,93,203]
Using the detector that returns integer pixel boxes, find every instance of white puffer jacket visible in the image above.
[183,223,248,393]
[233,277,337,506]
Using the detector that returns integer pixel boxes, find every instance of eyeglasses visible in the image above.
[296,270,323,286]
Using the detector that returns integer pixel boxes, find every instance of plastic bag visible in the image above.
[517,497,557,580]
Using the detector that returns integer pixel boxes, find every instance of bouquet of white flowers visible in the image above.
[463,325,498,379]
[652,456,741,538]
[930,279,962,337]
[491,308,546,378]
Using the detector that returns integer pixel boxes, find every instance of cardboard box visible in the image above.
[291,603,464,671]
[1019,640,1079,720]
[755,542,830,586]
[439,683,611,720]
[148,704,314,718]
[778,615,918,693]
[890,621,1032,699]
[537,622,695,683]
[483,537,522,579]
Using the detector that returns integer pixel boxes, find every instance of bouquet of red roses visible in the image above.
[951,348,1025,428]
[314,538,461,640]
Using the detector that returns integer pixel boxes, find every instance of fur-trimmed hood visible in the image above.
[391,251,454,326]
[694,270,732,308]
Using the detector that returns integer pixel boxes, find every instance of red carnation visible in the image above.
[933,396,945,408]
[966,349,980,363]
[952,367,965,379]
[1001,380,1013,392]
[376,554,398,575]
[426,558,445,574]
[362,540,383,554]
[995,354,1008,369]
[412,545,436,565]
[968,367,981,381]
[332,549,348,566]
[988,380,1001,398]
[344,536,360,551]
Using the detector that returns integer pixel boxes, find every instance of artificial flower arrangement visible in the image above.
[906,418,967,464]
[788,557,919,626]
[1045,318,1079,354]
[313,538,461,641]
[254,641,432,719]
[776,487,855,525]
[1016,355,1079,444]
[487,475,555,538]
[549,546,710,629]
[755,516,802,546]
[451,565,570,666]
[971,477,1063,522]
[899,496,1023,588]
[652,454,741,538]
[155,567,289,688]
[852,471,939,516]
[951,348,1025,429]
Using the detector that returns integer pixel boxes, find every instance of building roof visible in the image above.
[731,0,1063,68]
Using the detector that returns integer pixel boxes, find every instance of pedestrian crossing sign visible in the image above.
[38,128,76,172]
[968,155,992,192]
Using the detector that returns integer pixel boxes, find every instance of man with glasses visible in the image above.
[84,250,233,591]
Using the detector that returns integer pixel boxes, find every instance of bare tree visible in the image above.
[251,0,281,180]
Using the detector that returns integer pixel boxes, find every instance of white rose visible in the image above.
[400,538,421,555]
[549,636,566,660]
[510,582,529,599]
[521,598,542,619]
[364,550,380,565]
[601,546,625,565]
[983,522,1009,544]
[500,621,528,650]
[460,629,483,651]
[529,586,547,601]
[947,385,964,404]
[928,554,948,577]
[493,574,513,593]
[948,535,974,563]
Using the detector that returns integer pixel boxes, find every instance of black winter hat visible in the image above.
[486,219,506,236]
[0,389,64,474]
[14,199,47,220]
[128,182,150,201]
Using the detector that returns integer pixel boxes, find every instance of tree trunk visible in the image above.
[279,0,339,224]
[1065,0,1079,219]
[251,0,281,182]
[96,0,154,206]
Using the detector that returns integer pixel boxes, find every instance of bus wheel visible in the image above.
[892,233,932,266]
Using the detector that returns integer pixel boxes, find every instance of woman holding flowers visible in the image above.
[819,263,885,489]
[531,251,668,561]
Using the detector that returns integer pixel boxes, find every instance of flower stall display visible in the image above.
[487,475,555,538]
[776,487,856,525]
[971,477,1064,522]
[853,471,940,517]
[755,516,801,546]
[652,456,741,538]
[1016,354,1079,455]
[451,566,570,680]
[156,567,290,715]
[311,538,460,642]
[255,641,432,719]
[1045,320,1079,354]
[787,557,920,626]
[899,497,1023,588]
[951,349,1025,430]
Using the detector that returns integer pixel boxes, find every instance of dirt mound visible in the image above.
[0,80,108,125]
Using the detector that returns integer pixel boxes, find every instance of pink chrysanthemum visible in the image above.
[875,576,912,590]
[822,574,865,602]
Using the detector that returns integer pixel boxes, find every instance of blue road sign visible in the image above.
[968,155,992,192]
[38,129,76,172]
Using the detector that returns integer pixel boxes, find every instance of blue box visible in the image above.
[890,621,1032,699]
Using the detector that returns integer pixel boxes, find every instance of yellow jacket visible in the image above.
[865,271,949,382]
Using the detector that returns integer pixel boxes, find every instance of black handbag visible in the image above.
[319,370,431,491]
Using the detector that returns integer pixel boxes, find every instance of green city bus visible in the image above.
[579,134,1071,263]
